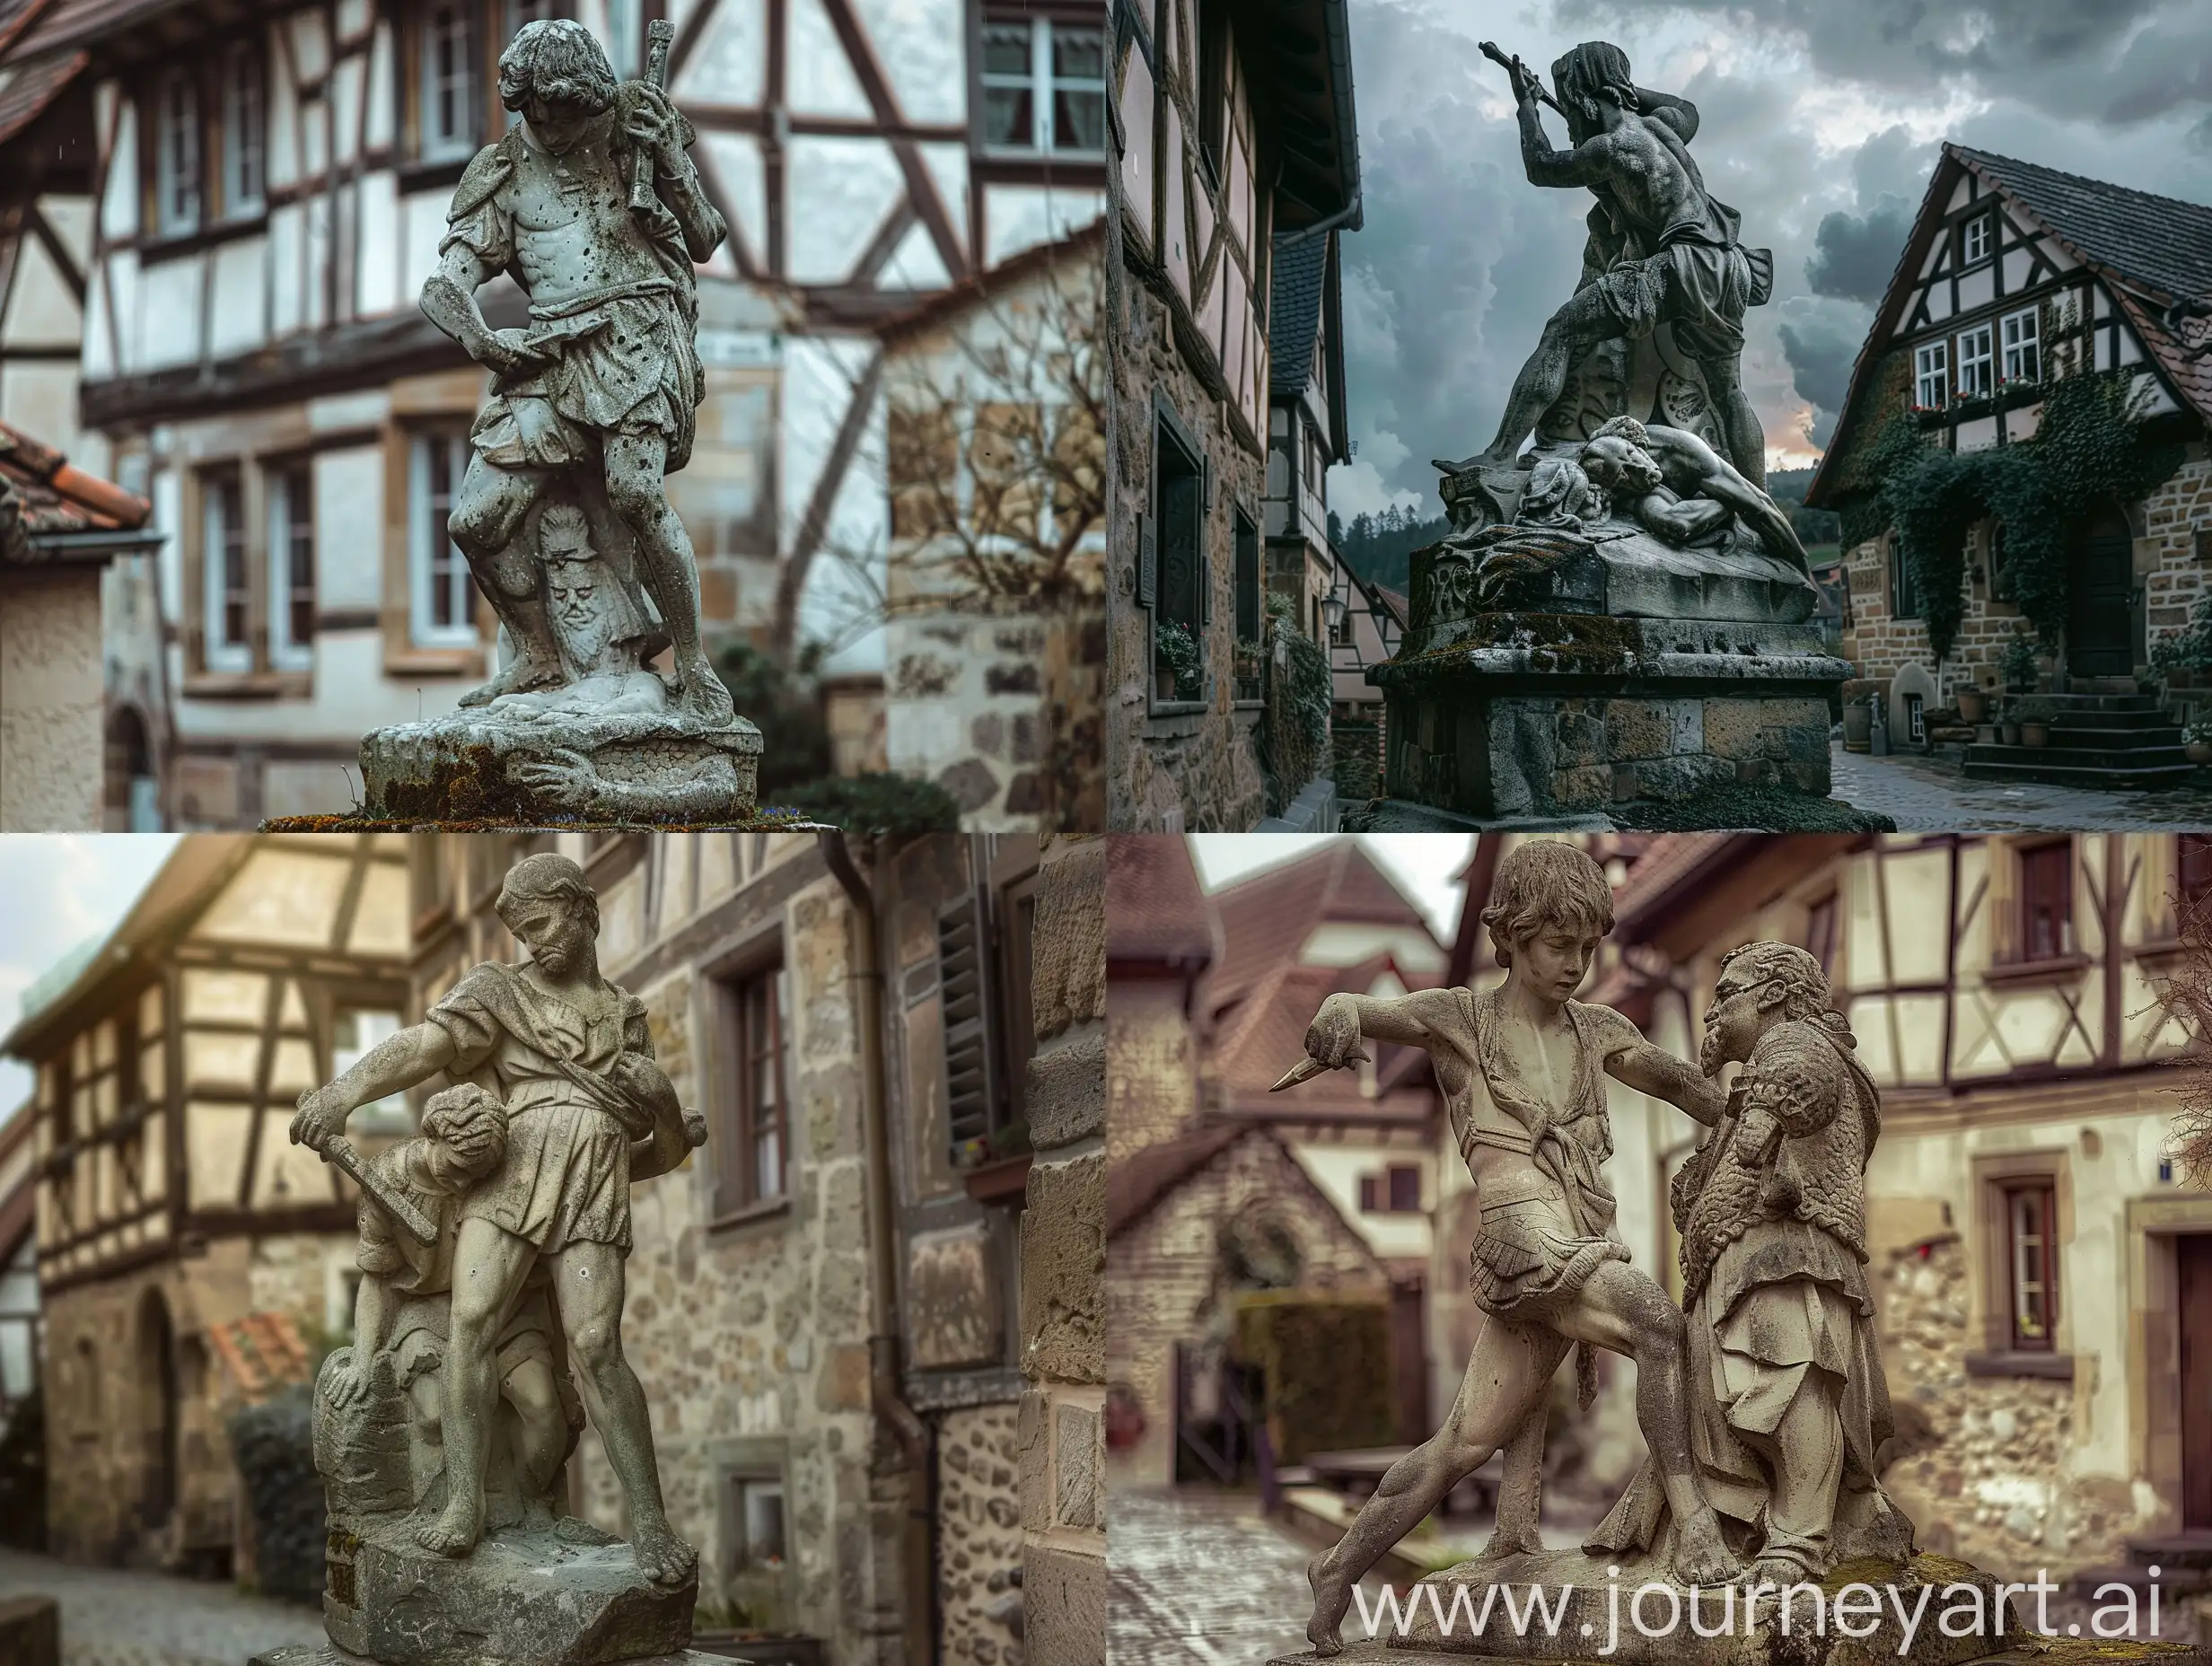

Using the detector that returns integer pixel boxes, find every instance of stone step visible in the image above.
[2126,1530,2212,1570]
[2009,708,2183,730]
[1962,749,2199,788]
[2034,726,2188,750]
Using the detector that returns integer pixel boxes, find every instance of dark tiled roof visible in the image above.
[1107,835,1217,967]
[1953,146,2212,305]
[0,0,187,64]
[1269,232,1328,399]
[0,47,82,144]
[0,417,152,563]
[1105,1121,1253,1238]
[1209,952,1436,1123]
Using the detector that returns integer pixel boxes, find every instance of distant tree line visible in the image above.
[1329,504,1451,591]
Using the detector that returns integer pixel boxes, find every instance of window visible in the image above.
[409,432,478,648]
[1913,341,1947,410]
[2019,840,2074,961]
[202,469,250,672]
[1905,691,1926,744]
[979,16,1105,154]
[220,44,265,218]
[2001,307,2040,383]
[714,960,787,1213]
[1194,0,1226,182]
[1888,534,1920,620]
[1152,412,1205,687]
[1804,891,1839,976]
[1359,1166,1422,1214]
[1962,214,1990,265]
[154,67,200,236]
[2002,1179,2058,1348]
[1956,322,1993,399]
[0,1240,39,1413]
[333,1008,408,1125]
[733,1476,786,1574]
[268,463,314,671]
[1233,512,1259,643]
[419,0,479,161]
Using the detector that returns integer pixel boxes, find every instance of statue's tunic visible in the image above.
[355,1139,556,1382]
[443,103,706,474]
[426,962,655,1255]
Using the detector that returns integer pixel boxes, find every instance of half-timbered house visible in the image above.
[409,829,1040,1662]
[0,833,413,1566]
[1322,556,1400,804]
[1807,145,2212,697]
[1546,831,2212,1591]
[0,0,1106,827]
[1106,0,1360,830]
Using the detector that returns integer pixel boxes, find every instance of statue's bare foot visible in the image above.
[1672,1512,1739,1586]
[1306,1548,1351,1657]
[416,1498,482,1558]
[460,653,565,709]
[631,1516,698,1586]
[1479,1521,1544,1560]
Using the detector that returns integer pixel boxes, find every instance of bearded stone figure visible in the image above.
[281,853,710,1666]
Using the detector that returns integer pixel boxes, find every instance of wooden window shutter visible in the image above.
[1137,511,1156,609]
[938,896,997,1163]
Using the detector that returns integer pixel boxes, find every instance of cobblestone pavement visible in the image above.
[0,1548,326,1666]
[1830,743,2212,830]
[1110,1487,1330,1665]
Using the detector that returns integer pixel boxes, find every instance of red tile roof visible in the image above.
[0,416,152,563]
[208,1311,312,1400]
[1107,834,1217,967]
[1105,1120,1253,1237]
[1207,841,1435,1017]
[1209,952,1437,1123]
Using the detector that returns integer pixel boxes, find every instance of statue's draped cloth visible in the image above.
[426,961,655,1255]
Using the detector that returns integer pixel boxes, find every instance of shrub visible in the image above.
[779,771,962,835]
[715,640,833,793]
[229,1389,325,1603]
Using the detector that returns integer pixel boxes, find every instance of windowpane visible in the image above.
[981,22,1031,75]
[204,472,249,670]
[158,72,200,233]
[413,434,478,644]
[1387,1166,1419,1213]
[2020,842,2072,961]
[1052,24,1102,79]
[2005,1181,2058,1348]
[983,85,1032,148]
[1914,342,1947,409]
[1962,215,1989,263]
[2002,308,2040,383]
[721,962,787,1210]
[225,48,265,215]
[738,1477,786,1568]
[1052,87,1105,153]
[1049,22,1106,153]
[424,0,478,156]
[1956,324,1993,399]
[270,464,315,666]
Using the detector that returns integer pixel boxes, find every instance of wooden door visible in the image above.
[2181,1233,2212,1527]
[2066,504,2135,678]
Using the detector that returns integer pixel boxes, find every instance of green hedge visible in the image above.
[1231,1291,1394,1463]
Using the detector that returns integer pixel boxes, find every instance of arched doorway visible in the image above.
[135,1290,179,1537]
[2066,502,2136,679]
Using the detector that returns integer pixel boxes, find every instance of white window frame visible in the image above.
[1956,322,1994,399]
[268,463,315,671]
[2002,306,2041,383]
[420,0,478,162]
[980,15,1106,156]
[202,471,250,673]
[220,41,265,219]
[1914,341,1948,409]
[409,433,478,648]
[1962,214,1990,265]
[154,67,200,237]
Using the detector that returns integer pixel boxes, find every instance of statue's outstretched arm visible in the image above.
[292,1022,461,1150]
[1517,101,1608,189]
[1306,987,1462,1065]
[1594,1008,1725,1124]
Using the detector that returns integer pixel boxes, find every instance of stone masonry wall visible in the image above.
[1108,267,1267,831]
[886,615,1058,831]
[0,566,104,830]
[937,1402,1023,1665]
[2142,453,2212,650]
[1018,834,1105,1664]
[1877,1234,2160,1582]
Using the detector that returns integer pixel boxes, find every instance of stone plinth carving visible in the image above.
[285,852,715,1666]
[356,18,763,826]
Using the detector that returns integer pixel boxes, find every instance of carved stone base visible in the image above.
[313,1516,696,1666]
[1265,1558,2203,1666]
[357,708,762,824]
[1374,615,1848,819]
[252,1651,734,1666]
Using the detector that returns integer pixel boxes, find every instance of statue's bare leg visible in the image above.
[502,1356,571,1499]
[1306,1321,1567,1656]
[447,453,563,706]
[1696,355,1765,488]
[603,430,735,725]
[1457,286,1620,471]
[1482,1401,1548,1559]
[548,1239,698,1586]
[422,1219,535,1556]
[1556,1262,1737,1584]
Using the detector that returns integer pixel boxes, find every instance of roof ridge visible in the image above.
[1952,144,2212,221]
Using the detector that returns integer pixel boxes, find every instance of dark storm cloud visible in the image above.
[1805,203,1913,303]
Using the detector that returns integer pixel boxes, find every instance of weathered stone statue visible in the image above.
[1284,843,1736,1654]
[355,19,763,825]
[284,852,709,1666]
[1369,40,1847,822]
[1587,941,1915,1582]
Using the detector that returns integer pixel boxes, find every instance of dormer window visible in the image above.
[154,67,200,236]
[1962,214,1990,265]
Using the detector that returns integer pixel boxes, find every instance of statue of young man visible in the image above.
[418,18,732,723]
[1452,41,1771,483]
[1293,841,1737,1655]
[293,854,703,1584]
[1588,942,1913,1583]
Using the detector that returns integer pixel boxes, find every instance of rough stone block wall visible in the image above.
[1108,271,1267,830]
[0,568,104,831]
[937,1403,1024,1665]
[1104,1132,1391,1489]
[886,614,1066,830]
[1331,718,1381,803]
[2144,453,2212,649]
[1018,834,1104,1665]
[1878,1235,2160,1581]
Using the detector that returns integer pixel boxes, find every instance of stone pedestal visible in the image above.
[253,1652,735,1666]
[357,707,762,824]
[312,1516,696,1666]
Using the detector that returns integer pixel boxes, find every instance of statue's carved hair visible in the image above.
[1481,840,1614,969]
[421,1082,510,1174]
[1589,414,1652,451]
[495,852,601,938]
[1551,41,1638,123]
[499,18,617,115]
[1716,940,1843,1029]
[537,503,594,558]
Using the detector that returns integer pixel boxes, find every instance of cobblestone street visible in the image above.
[1830,743,2212,830]
[0,1548,325,1666]
[1110,1488,1326,1664]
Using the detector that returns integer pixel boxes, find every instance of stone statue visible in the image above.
[1587,940,1915,1583]
[352,19,764,825]
[1454,40,1773,484]
[1577,416,1810,570]
[1283,842,1738,1656]
[289,853,709,1666]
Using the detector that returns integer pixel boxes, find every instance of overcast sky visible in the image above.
[1189,833,1473,939]
[1327,0,2212,519]
[0,837,178,1119]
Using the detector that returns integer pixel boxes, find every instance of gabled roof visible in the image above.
[1207,840,1436,1017]
[1208,952,1436,1124]
[0,46,83,145]
[0,417,154,565]
[1808,143,2212,505]
[1105,1120,1251,1237]
[1107,835,1218,969]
